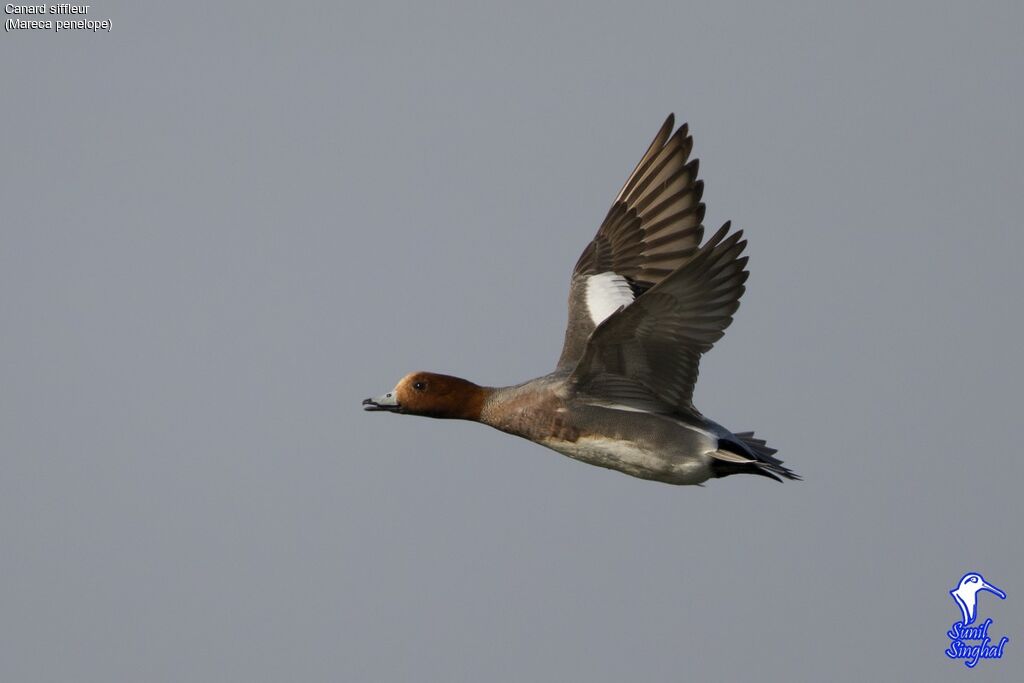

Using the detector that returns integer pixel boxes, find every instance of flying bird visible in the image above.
[364,115,797,485]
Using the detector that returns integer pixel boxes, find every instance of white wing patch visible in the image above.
[585,272,635,325]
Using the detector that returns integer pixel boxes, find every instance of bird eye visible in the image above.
[968,576,978,582]
[413,381,426,391]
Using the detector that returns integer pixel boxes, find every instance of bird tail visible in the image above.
[711,431,800,482]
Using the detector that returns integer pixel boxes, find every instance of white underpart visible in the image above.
[540,436,712,485]
[585,272,634,325]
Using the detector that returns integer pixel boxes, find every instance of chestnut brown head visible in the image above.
[362,372,487,420]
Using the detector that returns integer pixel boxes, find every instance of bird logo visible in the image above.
[950,573,1006,625]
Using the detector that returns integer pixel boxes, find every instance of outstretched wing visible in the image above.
[555,115,707,371]
[568,225,748,417]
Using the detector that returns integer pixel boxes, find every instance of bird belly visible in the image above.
[539,435,712,485]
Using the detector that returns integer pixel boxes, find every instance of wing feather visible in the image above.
[556,115,708,370]
[568,224,749,416]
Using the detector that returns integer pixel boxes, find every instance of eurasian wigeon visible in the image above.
[364,115,798,485]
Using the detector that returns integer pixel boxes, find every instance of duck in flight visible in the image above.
[364,115,797,485]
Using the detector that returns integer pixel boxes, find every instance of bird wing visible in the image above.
[567,225,748,417]
[555,115,707,371]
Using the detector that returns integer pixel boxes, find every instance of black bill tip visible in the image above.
[362,397,400,412]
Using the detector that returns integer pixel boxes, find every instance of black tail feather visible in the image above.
[714,432,800,482]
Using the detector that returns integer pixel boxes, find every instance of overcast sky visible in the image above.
[2,1,1022,681]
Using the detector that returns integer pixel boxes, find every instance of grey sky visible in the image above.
[2,1,1022,681]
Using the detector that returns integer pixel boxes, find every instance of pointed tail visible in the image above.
[711,431,800,482]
